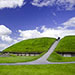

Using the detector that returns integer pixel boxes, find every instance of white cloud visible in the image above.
[1,35,13,43]
[61,30,75,37]
[41,28,61,38]
[41,25,75,38]
[18,25,75,41]
[0,44,8,51]
[0,25,12,35]
[18,29,41,40]
[56,0,75,10]
[31,0,55,7]
[0,25,13,43]
[0,0,25,9]
[31,0,75,10]
[0,25,19,51]
[62,17,75,28]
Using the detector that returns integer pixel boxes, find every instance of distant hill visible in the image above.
[3,37,56,53]
[55,36,75,52]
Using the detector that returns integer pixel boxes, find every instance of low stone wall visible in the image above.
[15,53,40,56]
[0,53,10,57]
[61,54,72,57]
[57,52,75,57]
[0,52,41,57]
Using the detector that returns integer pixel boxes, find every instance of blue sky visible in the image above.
[0,0,75,51]
[0,1,75,31]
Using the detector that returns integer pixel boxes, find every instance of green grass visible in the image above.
[0,64,75,75]
[0,53,2,55]
[0,52,45,63]
[55,36,75,52]
[48,52,75,62]
[3,37,56,53]
[0,37,55,63]
[48,36,75,62]
[0,56,37,63]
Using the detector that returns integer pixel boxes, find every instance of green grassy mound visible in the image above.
[0,37,55,63]
[0,64,75,75]
[3,37,56,53]
[48,36,75,62]
[55,36,75,52]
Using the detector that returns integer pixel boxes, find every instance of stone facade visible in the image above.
[57,52,75,57]
[0,52,41,57]
[63,54,71,57]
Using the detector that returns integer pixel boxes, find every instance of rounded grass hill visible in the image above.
[47,36,75,62]
[3,37,56,53]
[55,36,75,52]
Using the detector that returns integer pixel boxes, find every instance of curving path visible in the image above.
[0,40,75,65]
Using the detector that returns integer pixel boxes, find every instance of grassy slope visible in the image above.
[0,64,75,75]
[0,37,55,63]
[3,37,56,53]
[55,36,75,52]
[48,36,75,62]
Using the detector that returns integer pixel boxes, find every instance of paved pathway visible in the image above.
[0,40,75,65]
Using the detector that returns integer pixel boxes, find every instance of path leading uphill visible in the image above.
[0,40,75,65]
[31,39,60,64]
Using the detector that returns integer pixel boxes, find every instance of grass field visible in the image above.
[3,37,56,53]
[48,36,75,62]
[0,64,75,75]
[0,52,45,63]
[48,52,75,62]
[0,56,38,63]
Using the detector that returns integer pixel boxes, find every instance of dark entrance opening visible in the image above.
[56,37,60,41]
